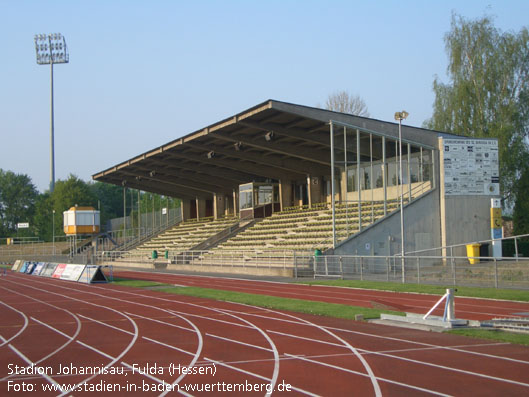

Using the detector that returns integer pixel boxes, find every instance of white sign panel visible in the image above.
[443,138,499,196]
[17,222,29,228]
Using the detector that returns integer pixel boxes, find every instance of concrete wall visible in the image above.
[332,189,442,257]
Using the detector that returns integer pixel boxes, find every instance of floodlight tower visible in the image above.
[394,110,409,283]
[34,33,69,192]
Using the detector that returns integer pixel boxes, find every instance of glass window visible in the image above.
[239,191,253,210]
[258,186,273,205]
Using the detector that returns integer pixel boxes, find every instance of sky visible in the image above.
[1,0,528,193]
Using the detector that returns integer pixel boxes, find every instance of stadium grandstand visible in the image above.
[92,100,500,275]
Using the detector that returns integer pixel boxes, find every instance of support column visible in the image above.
[195,197,200,221]
[279,179,292,211]
[306,174,312,208]
[213,193,218,220]
[233,188,238,216]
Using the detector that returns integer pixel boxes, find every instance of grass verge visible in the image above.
[112,278,401,320]
[447,329,529,346]
[298,279,529,302]
[112,278,529,346]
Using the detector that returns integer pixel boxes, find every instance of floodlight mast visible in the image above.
[34,33,69,192]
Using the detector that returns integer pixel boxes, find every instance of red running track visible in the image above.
[111,270,529,321]
[1,271,529,396]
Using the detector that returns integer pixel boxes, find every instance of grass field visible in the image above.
[298,279,529,302]
[112,277,529,346]
[113,278,401,320]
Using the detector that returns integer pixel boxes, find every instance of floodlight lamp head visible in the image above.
[207,151,215,159]
[394,111,409,121]
[265,131,274,141]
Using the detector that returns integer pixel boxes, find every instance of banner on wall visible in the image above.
[442,138,499,196]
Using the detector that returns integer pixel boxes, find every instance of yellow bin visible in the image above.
[466,244,481,264]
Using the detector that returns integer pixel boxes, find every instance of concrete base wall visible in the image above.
[332,190,442,257]
[107,261,295,277]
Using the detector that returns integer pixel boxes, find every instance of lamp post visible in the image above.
[52,209,56,255]
[394,110,409,283]
[34,33,69,192]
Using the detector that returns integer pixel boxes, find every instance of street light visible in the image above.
[52,209,56,255]
[394,110,409,283]
[34,33,69,192]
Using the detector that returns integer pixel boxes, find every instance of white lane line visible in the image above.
[167,307,280,397]
[7,344,61,388]
[239,303,382,397]
[11,276,525,394]
[267,329,344,348]
[0,297,29,346]
[326,325,529,365]
[203,356,320,397]
[217,305,529,365]
[206,333,274,352]
[285,353,452,397]
[124,311,195,332]
[0,277,141,397]
[267,323,529,388]
[0,287,82,383]
[160,314,203,397]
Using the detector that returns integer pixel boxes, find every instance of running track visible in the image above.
[1,271,529,396]
[112,270,529,321]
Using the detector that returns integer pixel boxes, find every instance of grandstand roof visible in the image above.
[92,99,445,199]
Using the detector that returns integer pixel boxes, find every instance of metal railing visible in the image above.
[404,233,529,261]
[96,249,314,271]
[311,253,529,289]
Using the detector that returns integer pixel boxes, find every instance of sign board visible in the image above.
[32,262,46,276]
[41,263,58,277]
[442,138,499,196]
[60,264,86,282]
[52,263,68,279]
[17,222,29,229]
[162,208,167,215]
[78,265,108,284]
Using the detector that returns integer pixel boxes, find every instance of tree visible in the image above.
[513,164,529,235]
[324,90,370,117]
[32,175,99,240]
[0,169,38,238]
[89,182,124,228]
[425,14,529,207]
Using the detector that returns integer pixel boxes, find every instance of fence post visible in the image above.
[313,255,316,279]
[514,237,519,262]
[324,256,328,276]
[417,256,420,284]
[450,246,456,286]
[494,257,498,288]
[339,256,343,279]
[386,257,389,281]
[360,257,363,281]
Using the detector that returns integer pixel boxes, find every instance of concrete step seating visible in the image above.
[214,201,401,252]
[132,216,239,254]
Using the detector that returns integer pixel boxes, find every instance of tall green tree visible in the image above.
[89,181,123,228]
[32,175,99,240]
[425,14,529,206]
[0,169,38,238]
[513,164,529,235]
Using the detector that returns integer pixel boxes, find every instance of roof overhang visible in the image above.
[92,99,441,199]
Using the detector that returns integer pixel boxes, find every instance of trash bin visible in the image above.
[479,243,490,261]
[314,249,322,257]
[466,244,480,264]
[151,250,158,259]
[164,250,169,259]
